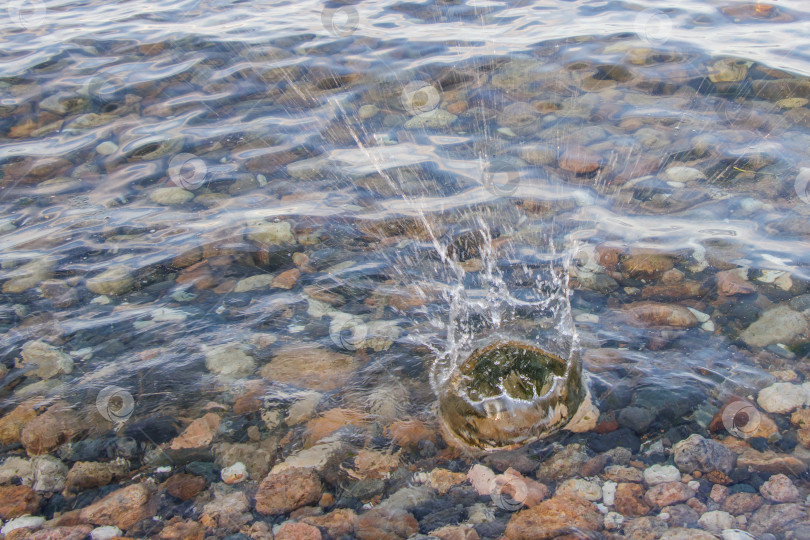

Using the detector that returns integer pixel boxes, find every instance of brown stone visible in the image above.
[559,147,601,174]
[641,281,705,300]
[0,401,38,445]
[273,268,301,290]
[737,449,808,475]
[260,345,358,391]
[66,460,128,492]
[614,482,650,516]
[304,408,368,447]
[721,492,763,514]
[716,269,757,295]
[620,302,698,328]
[79,483,157,530]
[792,408,810,428]
[431,525,480,540]
[275,522,322,540]
[385,418,436,449]
[644,482,695,509]
[255,468,323,515]
[20,406,78,455]
[0,484,40,519]
[622,253,675,280]
[596,244,624,270]
[356,508,419,540]
[164,473,206,501]
[704,470,733,485]
[28,525,94,540]
[603,465,643,483]
[749,503,809,536]
[158,518,205,540]
[505,495,602,540]
[302,508,358,538]
[429,468,468,495]
[169,412,220,450]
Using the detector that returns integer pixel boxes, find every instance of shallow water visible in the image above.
[2,0,810,537]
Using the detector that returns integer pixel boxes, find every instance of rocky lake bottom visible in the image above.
[2,0,810,538]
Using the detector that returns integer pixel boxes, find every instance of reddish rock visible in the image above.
[304,408,368,447]
[737,449,808,475]
[716,269,757,295]
[385,418,436,449]
[760,473,800,502]
[255,468,323,515]
[644,482,695,509]
[505,495,602,539]
[559,147,601,174]
[749,503,808,536]
[169,413,220,450]
[0,401,38,445]
[431,525,480,540]
[28,525,94,540]
[620,302,698,328]
[722,492,764,514]
[356,508,418,540]
[158,518,205,540]
[302,508,358,538]
[164,473,207,501]
[596,244,624,270]
[260,345,358,392]
[273,268,301,290]
[275,522,322,540]
[20,406,78,455]
[641,281,705,300]
[614,482,650,517]
[0,484,40,519]
[622,253,675,280]
[79,483,157,530]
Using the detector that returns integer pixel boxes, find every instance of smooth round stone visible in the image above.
[358,104,379,119]
[149,187,194,205]
[95,141,118,155]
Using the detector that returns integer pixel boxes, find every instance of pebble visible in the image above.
[643,464,681,486]
[673,434,736,474]
[85,266,135,296]
[204,343,256,377]
[614,482,650,516]
[31,455,67,492]
[221,461,248,484]
[559,146,601,174]
[254,467,323,515]
[1,515,45,535]
[556,477,602,501]
[79,483,157,530]
[665,166,705,182]
[720,531,756,540]
[698,510,735,532]
[759,473,799,502]
[261,345,358,391]
[645,481,696,508]
[740,306,809,348]
[20,340,73,380]
[602,480,617,506]
[90,527,123,540]
[95,141,118,155]
[233,274,275,292]
[149,186,194,205]
[404,109,457,129]
[757,382,810,413]
[505,495,602,539]
[246,220,296,245]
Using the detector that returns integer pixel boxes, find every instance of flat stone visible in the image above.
[21,340,73,380]
[621,302,698,328]
[757,382,810,414]
[254,467,322,515]
[505,495,602,539]
[204,343,256,377]
[79,483,157,530]
[260,345,357,391]
[86,266,135,296]
[404,109,457,129]
[740,306,809,348]
[643,464,681,486]
[644,481,695,508]
[149,187,194,205]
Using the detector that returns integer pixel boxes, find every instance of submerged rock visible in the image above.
[20,340,73,380]
[739,305,809,347]
[85,266,135,296]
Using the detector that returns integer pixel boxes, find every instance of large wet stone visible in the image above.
[739,305,809,348]
[505,495,602,539]
[254,467,323,515]
[20,340,73,380]
[260,345,358,391]
[85,266,135,296]
[79,483,157,530]
[673,434,736,474]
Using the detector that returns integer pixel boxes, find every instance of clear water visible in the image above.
[2,0,810,498]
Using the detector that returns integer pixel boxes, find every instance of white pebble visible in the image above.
[221,462,249,484]
[666,166,705,182]
[1,516,46,534]
[95,141,118,155]
[92,526,124,540]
